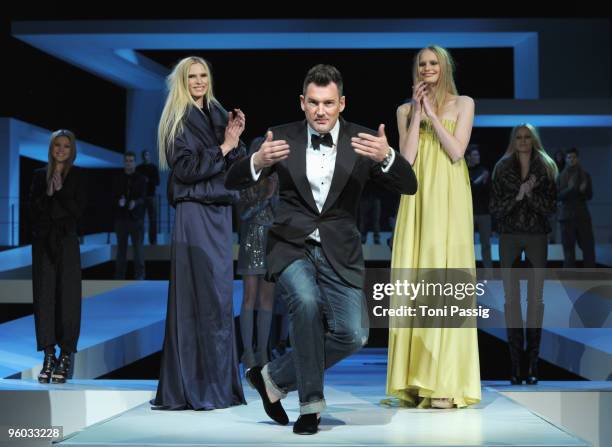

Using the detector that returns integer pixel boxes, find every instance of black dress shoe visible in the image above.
[510,375,523,385]
[38,354,56,383]
[526,363,538,385]
[525,349,539,385]
[275,340,287,356]
[510,362,523,385]
[51,354,71,384]
[293,414,319,435]
[245,366,289,425]
[526,337,540,385]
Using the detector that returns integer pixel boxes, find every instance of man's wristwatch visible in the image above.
[381,148,393,168]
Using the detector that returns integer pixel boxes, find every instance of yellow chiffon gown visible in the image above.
[386,118,481,408]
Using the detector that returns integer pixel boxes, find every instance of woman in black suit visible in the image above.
[30,129,86,383]
[152,56,247,410]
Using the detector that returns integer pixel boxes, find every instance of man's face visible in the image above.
[300,82,345,134]
[142,151,150,163]
[124,156,136,173]
[469,149,480,166]
[566,152,579,167]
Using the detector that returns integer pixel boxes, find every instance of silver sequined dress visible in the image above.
[236,175,278,275]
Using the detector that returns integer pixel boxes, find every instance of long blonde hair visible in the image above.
[47,129,77,183]
[158,56,219,169]
[493,123,558,180]
[411,45,458,119]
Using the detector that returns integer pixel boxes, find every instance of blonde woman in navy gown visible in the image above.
[153,56,247,410]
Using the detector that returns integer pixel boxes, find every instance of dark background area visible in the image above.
[5,28,515,241]
[5,8,604,240]
[140,48,514,148]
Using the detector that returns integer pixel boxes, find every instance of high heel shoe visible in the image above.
[51,353,71,384]
[431,398,454,409]
[38,353,57,384]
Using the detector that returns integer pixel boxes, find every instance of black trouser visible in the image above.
[499,233,547,375]
[499,233,547,328]
[115,219,145,280]
[144,196,158,244]
[474,214,492,269]
[560,218,596,268]
[32,235,82,353]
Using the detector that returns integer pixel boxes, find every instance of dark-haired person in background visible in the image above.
[136,149,160,245]
[112,151,147,280]
[558,147,596,267]
[468,145,492,271]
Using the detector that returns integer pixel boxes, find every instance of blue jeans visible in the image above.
[262,243,369,415]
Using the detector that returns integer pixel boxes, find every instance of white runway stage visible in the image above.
[2,350,607,446]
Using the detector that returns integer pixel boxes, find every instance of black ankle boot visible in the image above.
[505,303,524,385]
[525,328,542,385]
[507,328,524,385]
[51,353,71,384]
[275,340,287,356]
[525,303,544,385]
[38,353,57,383]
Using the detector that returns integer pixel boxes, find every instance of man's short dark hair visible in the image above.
[566,147,579,156]
[302,64,344,96]
[124,151,136,159]
[141,149,150,156]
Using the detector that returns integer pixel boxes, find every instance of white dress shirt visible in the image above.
[305,121,340,242]
[249,120,396,243]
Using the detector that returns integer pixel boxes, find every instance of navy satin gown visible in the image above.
[152,103,246,410]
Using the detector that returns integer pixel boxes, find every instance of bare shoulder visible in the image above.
[397,102,412,116]
[457,95,475,110]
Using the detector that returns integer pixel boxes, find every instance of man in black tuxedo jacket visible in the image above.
[226,64,417,434]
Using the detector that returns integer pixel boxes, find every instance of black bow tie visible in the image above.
[311,133,333,150]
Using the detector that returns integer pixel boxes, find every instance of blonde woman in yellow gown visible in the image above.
[386,46,481,409]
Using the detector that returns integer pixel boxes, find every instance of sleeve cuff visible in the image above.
[250,154,262,181]
[381,148,396,173]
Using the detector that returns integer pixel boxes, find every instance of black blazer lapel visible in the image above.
[321,119,357,214]
[287,121,319,214]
